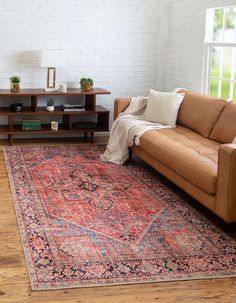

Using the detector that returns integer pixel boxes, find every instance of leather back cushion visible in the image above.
[210,101,236,143]
[177,90,226,137]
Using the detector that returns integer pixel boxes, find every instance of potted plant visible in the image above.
[10,75,21,93]
[80,78,94,91]
[46,98,55,111]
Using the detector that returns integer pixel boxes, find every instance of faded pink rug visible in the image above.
[3,145,236,290]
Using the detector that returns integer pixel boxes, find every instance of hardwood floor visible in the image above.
[0,139,235,303]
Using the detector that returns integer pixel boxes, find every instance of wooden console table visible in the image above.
[0,88,110,145]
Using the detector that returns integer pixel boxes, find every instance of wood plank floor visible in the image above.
[0,139,235,303]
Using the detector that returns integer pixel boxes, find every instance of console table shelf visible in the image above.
[0,88,110,145]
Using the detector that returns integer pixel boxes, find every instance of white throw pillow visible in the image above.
[172,87,188,93]
[143,89,185,127]
[233,136,236,144]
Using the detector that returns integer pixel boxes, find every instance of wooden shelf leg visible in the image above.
[8,114,13,145]
[63,114,71,130]
[31,95,38,112]
[8,134,13,146]
[84,132,88,140]
[90,132,94,143]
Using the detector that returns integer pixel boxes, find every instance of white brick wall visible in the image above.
[0,0,160,133]
[2,0,235,139]
[164,0,236,92]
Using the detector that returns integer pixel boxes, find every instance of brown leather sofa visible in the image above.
[114,90,236,223]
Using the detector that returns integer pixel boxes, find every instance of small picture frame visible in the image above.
[51,121,58,131]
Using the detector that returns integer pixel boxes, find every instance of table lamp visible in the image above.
[40,49,66,91]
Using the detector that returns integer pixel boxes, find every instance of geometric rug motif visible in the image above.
[3,145,236,290]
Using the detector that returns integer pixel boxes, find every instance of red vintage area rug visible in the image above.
[3,145,236,290]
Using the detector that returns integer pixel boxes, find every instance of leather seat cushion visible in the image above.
[140,126,220,194]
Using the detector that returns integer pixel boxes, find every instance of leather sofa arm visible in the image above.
[216,144,236,222]
[114,98,131,120]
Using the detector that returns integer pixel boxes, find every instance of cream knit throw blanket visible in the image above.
[100,96,172,164]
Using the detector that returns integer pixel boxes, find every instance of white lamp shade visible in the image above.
[40,50,66,68]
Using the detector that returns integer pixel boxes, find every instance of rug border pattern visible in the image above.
[3,145,236,290]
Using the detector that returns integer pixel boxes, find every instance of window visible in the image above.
[203,6,236,100]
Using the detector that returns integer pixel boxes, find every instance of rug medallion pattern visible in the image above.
[3,145,236,290]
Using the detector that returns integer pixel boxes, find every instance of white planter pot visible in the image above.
[47,106,54,112]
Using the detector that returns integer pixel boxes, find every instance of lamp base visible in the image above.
[44,87,59,92]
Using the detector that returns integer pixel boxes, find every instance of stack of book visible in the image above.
[22,120,42,130]
[62,104,85,112]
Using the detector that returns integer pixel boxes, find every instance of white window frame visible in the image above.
[203,42,236,98]
[202,6,236,99]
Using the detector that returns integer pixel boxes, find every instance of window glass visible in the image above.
[210,79,219,97]
[213,8,224,41]
[205,6,236,99]
[234,85,236,100]
[210,47,220,78]
[222,47,232,79]
[224,7,236,42]
[234,49,236,80]
[221,80,231,98]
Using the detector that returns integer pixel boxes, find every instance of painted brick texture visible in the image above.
[164,0,236,92]
[1,0,235,136]
[0,0,160,123]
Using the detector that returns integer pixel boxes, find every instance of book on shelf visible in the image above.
[62,104,85,112]
[22,119,41,130]
[22,126,42,131]
[63,108,85,112]
[22,119,41,126]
